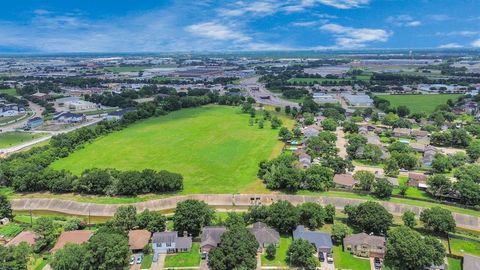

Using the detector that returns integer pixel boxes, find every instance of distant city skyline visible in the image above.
[1,0,479,53]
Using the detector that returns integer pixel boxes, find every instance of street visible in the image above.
[239,76,300,109]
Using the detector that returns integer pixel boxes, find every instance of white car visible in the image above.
[130,256,135,265]
[326,253,334,263]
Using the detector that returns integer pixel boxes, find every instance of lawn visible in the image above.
[379,94,462,114]
[140,253,153,269]
[332,245,371,270]
[449,237,480,256]
[164,243,201,267]
[0,223,23,237]
[447,257,462,270]
[0,88,17,96]
[261,235,292,267]
[51,105,290,194]
[0,132,46,148]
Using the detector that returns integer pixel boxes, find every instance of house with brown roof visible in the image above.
[249,222,280,251]
[51,230,93,252]
[128,230,151,252]
[333,174,357,189]
[343,233,386,258]
[6,231,38,247]
[408,173,428,189]
[200,226,227,253]
[393,128,411,138]
[411,129,429,138]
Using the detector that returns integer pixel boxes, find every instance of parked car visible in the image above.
[374,257,382,269]
[326,253,334,263]
[130,256,135,265]
[201,252,207,260]
[319,252,325,262]
[137,255,143,264]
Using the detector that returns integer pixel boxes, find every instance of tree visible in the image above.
[266,244,276,260]
[270,116,282,129]
[397,105,410,117]
[0,242,31,270]
[427,175,452,197]
[278,127,292,141]
[321,118,337,131]
[298,202,325,229]
[344,201,393,235]
[87,229,130,270]
[136,209,166,233]
[384,158,400,177]
[431,153,451,173]
[467,140,480,161]
[324,204,336,223]
[454,164,480,183]
[208,226,258,270]
[420,207,456,234]
[331,223,351,244]
[224,212,246,229]
[0,194,13,219]
[173,200,214,237]
[111,205,137,231]
[33,217,56,252]
[386,226,446,270]
[346,134,367,158]
[64,218,83,231]
[286,239,317,270]
[51,243,89,270]
[302,165,334,191]
[258,119,264,129]
[354,170,375,191]
[454,179,480,206]
[402,210,417,228]
[372,178,393,199]
[267,201,300,233]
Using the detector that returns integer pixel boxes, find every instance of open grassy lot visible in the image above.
[164,243,201,267]
[332,245,371,270]
[0,223,23,237]
[51,105,290,194]
[449,237,480,256]
[0,132,46,148]
[0,88,17,96]
[379,94,462,114]
[261,235,292,267]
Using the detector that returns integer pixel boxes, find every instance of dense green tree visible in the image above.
[397,105,410,117]
[278,127,293,141]
[391,152,418,170]
[344,201,393,235]
[354,170,375,191]
[324,204,336,223]
[208,226,258,270]
[0,242,31,270]
[342,121,359,133]
[33,217,57,252]
[111,205,137,231]
[265,244,276,260]
[298,202,325,229]
[427,175,452,197]
[286,239,317,270]
[346,134,367,158]
[467,140,480,161]
[270,116,282,129]
[267,201,300,233]
[384,158,400,177]
[321,118,337,131]
[431,153,451,173]
[402,210,417,228]
[224,212,246,229]
[373,178,393,199]
[454,179,480,206]
[245,205,270,224]
[302,165,334,191]
[386,226,446,270]
[136,209,166,233]
[51,244,89,270]
[454,164,480,183]
[173,200,214,237]
[0,194,13,219]
[420,207,456,234]
[64,218,83,231]
[362,144,383,163]
[87,229,130,270]
[331,223,351,244]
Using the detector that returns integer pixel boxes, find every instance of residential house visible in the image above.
[411,129,429,138]
[298,153,312,169]
[423,146,437,167]
[293,225,333,253]
[53,112,85,124]
[408,173,428,189]
[106,108,135,121]
[343,233,386,258]
[463,254,480,270]
[6,231,38,247]
[152,231,192,254]
[26,117,43,129]
[333,174,357,190]
[51,230,93,252]
[359,126,368,135]
[128,230,151,252]
[31,92,50,101]
[393,128,411,138]
[367,134,382,146]
[410,142,426,153]
[303,127,320,138]
[249,222,280,251]
[200,226,227,253]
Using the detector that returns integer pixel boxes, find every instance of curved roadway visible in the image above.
[11,194,480,230]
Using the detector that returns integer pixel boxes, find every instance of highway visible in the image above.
[239,76,300,109]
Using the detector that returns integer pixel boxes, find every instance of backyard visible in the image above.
[332,245,371,270]
[261,235,292,267]
[380,94,462,114]
[50,105,291,194]
[164,243,201,267]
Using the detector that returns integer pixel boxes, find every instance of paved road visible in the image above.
[0,101,44,132]
[11,194,480,230]
[240,76,300,109]
[335,127,348,159]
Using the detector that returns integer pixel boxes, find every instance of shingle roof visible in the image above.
[176,236,192,250]
[343,233,385,247]
[201,226,227,248]
[152,231,177,244]
[51,230,93,252]
[6,231,37,247]
[249,222,280,247]
[333,174,356,187]
[128,230,151,250]
[293,225,332,250]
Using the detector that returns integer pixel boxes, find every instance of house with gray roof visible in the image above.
[293,225,332,253]
[343,233,386,258]
[200,226,227,253]
[152,231,192,255]
[249,222,280,251]
[463,254,480,270]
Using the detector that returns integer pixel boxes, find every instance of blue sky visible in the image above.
[0,0,479,53]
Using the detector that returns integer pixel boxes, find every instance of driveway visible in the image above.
[335,127,348,159]
[370,257,382,270]
[151,254,166,270]
[199,258,209,270]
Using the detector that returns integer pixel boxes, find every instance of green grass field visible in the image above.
[0,132,46,148]
[140,254,153,269]
[261,236,292,267]
[333,245,371,270]
[0,223,23,237]
[51,105,288,194]
[0,88,17,96]
[449,237,480,256]
[164,243,201,267]
[380,94,462,114]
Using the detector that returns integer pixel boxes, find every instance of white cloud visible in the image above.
[438,43,463,49]
[320,23,391,48]
[427,14,450,21]
[284,0,369,12]
[472,39,480,48]
[435,31,479,37]
[185,22,251,42]
[386,15,421,27]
